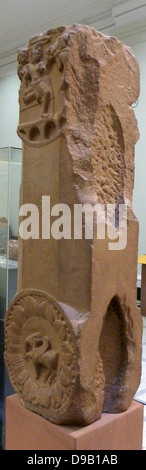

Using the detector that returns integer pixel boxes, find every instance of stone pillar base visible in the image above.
[6,394,143,450]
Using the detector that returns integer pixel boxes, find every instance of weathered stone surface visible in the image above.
[5,24,142,426]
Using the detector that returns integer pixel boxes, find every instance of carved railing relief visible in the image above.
[5,25,142,426]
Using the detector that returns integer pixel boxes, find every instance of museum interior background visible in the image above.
[0,0,146,449]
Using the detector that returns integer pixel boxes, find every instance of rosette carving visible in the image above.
[5,290,77,418]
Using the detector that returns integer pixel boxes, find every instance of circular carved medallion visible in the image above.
[5,290,77,415]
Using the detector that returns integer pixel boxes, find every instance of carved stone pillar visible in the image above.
[5,25,142,426]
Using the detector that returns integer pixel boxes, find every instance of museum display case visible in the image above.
[0,147,22,448]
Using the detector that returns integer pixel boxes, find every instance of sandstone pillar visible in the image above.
[5,25,142,426]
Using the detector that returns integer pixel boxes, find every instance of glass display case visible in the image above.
[0,147,22,448]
